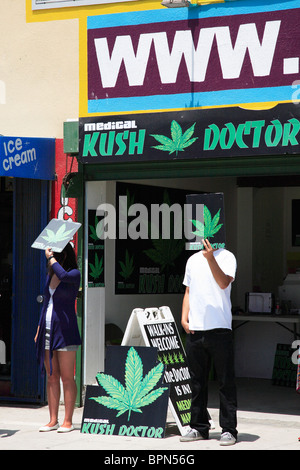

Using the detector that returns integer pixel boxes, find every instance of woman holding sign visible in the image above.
[34,243,81,433]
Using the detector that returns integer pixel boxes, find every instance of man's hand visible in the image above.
[202,238,215,260]
[202,239,233,289]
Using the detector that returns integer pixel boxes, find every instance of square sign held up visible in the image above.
[31,218,81,252]
[186,193,226,251]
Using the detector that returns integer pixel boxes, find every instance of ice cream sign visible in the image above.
[0,136,55,180]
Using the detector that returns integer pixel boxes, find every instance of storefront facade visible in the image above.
[77,114,300,385]
[16,0,300,402]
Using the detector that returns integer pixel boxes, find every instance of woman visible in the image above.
[34,243,81,433]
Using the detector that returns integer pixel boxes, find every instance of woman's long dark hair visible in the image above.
[48,242,78,276]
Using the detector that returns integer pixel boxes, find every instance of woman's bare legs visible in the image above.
[57,350,77,428]
[44,350,60,427]
[44,350,77,429]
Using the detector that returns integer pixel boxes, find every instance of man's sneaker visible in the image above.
[180,428,206,442]
[219,432,236,446]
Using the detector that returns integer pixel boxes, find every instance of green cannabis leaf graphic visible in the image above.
[89,253,104,279]
[41,224,74,244]
[90,347,168,421]
[150,120,198,156]
[119,250,134,280]
[89,214,104,241]
[159,352,185,365]
[190,205,223,239]
[144,237,184,272]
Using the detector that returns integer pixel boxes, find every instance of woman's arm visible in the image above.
[34,325,40,343]
[46,247,57,267]
[45,248,80,284]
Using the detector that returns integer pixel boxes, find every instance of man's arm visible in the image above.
[181,286,194,334]
[202,239,233,290]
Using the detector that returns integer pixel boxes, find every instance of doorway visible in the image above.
[0,177,13,395]
[0,177,49,402]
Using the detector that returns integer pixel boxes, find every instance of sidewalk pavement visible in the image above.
[1,378,300,451]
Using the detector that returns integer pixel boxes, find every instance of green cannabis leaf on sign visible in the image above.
[89,253,104,279]
[190,205,223,239]
[144,237,184,272]
[89,214,104,241]
[41,224,74,244]
[90,347,168,421]
[150,120,198,156]
[119,250,134,280]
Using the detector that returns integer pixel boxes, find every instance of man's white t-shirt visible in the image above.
[183,248,237,331]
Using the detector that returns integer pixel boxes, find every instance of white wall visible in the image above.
[234,321,295,379]
[234,186,300,379]
[83,181,106,384]
[235,187,253,309]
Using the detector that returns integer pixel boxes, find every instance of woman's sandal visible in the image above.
[39,423,59,432]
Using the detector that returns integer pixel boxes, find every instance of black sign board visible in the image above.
[272,343,297,388]
[186,192,226,251]
[143,323,192,430]
[81,346,169,438]
[79,103,300,164]
[122,307,192,435]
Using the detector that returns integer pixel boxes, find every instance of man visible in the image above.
[181,238,237,446]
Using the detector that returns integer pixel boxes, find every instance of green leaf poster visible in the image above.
[186,193,226,251]
[88,210,104,287]
[81,346,169,438]
[115,182,191,295]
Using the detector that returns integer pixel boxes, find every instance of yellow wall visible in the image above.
[0,1,79,138]
[0,1,286,138]
[26,0,164,119]
[0,0,162,138]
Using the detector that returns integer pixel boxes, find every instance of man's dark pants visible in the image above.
[186,328,238,439]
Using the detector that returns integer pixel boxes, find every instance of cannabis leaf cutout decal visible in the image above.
[90,347,168,421]
[151,120,198,156]
[41,224,74,244]
[190,205,223,239]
